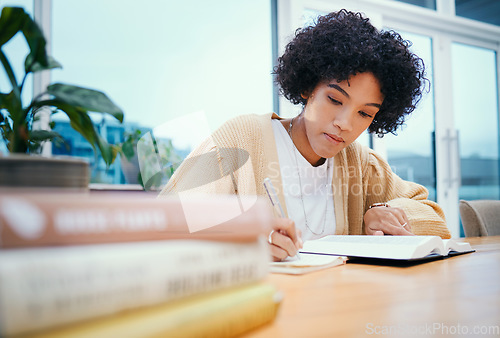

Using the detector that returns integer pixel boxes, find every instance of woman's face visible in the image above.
[300,72,384,164]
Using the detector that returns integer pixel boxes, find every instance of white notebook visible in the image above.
[270,253,345,275]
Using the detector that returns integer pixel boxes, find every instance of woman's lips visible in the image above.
[324,133,344,144]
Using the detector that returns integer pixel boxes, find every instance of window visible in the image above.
[279,0,500,237]
[394,0,436,10]
[384,32,436,201]
[452,43,499,200]
[455,0,500,26]
[49,0,273,184]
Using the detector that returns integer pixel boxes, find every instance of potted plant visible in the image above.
[116,128,143,185]
[114,128,182,190]
[0,6,123,189]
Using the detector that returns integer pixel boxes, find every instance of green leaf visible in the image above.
[43,100,117,166]
[0,49,21,102]
[29,129,61,142]
[0,7,26,47]
[0,93,7,110]
[121,140,135,160]
[20,11,49,73]
[0,90,22,117]
[96,136,117,166]
[0,6,48,98]
[47,83,124,122]
[29,55,62,73]
[58,104,99,145]
[28,129,67,154]
[0,6,49,73]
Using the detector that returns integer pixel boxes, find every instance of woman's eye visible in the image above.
[328,96,341,105]
[359,111,374,118]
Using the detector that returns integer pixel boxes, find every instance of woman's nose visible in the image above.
[333,108,354,132]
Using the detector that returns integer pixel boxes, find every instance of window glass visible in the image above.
[455,0,500,26]
[51,0,273,184]
[303,8,325,25]
[393,0,436,10]
[384,32,436,201]
[452,43,499,201]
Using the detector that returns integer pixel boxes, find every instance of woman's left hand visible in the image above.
[364,205,414,236]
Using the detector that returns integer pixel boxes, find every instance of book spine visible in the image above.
[28,283,282,338]
[0,239,270,336]
[0,194,272,248]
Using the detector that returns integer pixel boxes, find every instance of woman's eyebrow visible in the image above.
[328,83,349,98]
[328,83,382,108]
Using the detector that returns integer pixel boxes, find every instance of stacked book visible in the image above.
[0,192,280,337]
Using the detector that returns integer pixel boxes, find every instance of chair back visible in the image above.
[459,200,500,237]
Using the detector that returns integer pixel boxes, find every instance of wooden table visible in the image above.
[248,236,500,337]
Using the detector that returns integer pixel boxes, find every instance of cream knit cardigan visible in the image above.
[160,113,451,239]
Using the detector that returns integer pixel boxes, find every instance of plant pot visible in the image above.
[0,154,90,190]
[120,154,140,185]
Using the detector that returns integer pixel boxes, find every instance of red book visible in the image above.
[0,192,272,248]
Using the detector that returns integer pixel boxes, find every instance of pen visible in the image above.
[263,178,285,218]
[263,178,300,260]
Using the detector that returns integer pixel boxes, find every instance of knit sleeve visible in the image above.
[361,145,451,239]
[158,114,263,197]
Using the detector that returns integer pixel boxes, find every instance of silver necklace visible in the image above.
[288,117,329,236]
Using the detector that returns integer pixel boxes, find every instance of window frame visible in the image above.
[276,0,500,238]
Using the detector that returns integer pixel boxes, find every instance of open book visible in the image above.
[300,236,474,261]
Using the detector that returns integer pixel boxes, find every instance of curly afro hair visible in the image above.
[274,9,428,135]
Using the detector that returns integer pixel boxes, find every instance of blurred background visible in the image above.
[1,0,499,237]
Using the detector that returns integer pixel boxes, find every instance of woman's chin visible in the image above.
[314,145,343,160]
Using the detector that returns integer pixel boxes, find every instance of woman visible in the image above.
[160,10,451,261]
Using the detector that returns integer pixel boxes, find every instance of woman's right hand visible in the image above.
[268,218,303,261]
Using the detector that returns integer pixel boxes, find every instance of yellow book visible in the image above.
[27,283,282,338]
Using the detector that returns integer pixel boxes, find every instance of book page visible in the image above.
[297,236,476,263]
[443,239,474,254]
[301,235,443,260]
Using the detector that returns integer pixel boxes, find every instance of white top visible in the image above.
[271,119,336,241]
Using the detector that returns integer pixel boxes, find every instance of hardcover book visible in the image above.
[0,238,270,336]
[0,192,272,248]
[300,235,474,261]
[27,283,282,338]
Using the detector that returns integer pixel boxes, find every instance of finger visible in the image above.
[393,209,411,230]
[272,231,299,257]
[366,211,400,234]
[269,244,289,261]
[367,215,413,236]
[269,220,300,257]
[373,230,384,236]
[388,207,407,225]
[297,229,303,248]
[402,212,409,224]
[274,218,299,243]
[382,222,415,236]
[365,225,380,235]
[273,218,301,248]
[380,208,412,234]
[401,221,413,234]
[388,208,413,234]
